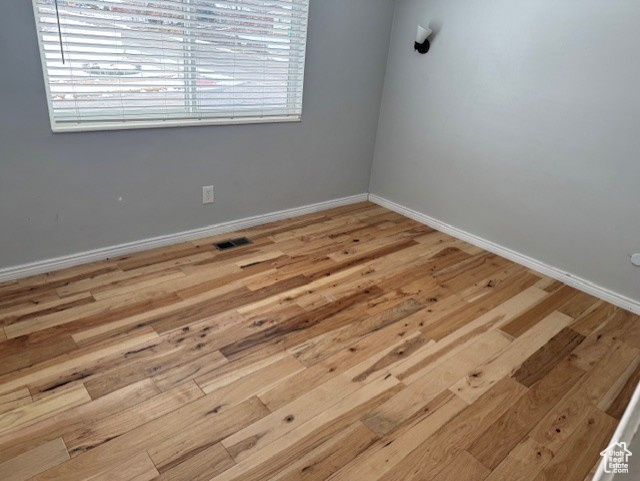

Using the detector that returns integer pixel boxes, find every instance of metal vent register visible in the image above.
[214,237,253,251]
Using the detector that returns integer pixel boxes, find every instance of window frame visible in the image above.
[31,0,309,133]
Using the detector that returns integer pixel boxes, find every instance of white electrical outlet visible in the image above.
[202,185,214,204]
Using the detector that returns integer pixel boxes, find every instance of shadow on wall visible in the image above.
[428,20,443,43]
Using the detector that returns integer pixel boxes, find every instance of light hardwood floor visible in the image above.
[0,202,638,481]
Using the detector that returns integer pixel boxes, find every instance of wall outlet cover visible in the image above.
[202,185,214,204]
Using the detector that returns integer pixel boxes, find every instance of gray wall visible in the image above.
[370,0,640,303]
[0,0,395,268]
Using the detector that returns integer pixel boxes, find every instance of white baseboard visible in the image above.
[4,191,639,316]
[368,194,640,315]
[0,193,368,283]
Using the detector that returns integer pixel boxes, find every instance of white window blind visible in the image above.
[32,0,310,132]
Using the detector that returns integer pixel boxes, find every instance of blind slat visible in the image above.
[33,0,309,131]
[38,4,309,32]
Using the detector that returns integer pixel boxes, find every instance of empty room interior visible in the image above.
[2,0,640,480]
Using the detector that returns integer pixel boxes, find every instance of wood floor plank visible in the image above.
[63,381,204,457]
[219,286,385,361]
[30,396,268,481]
[484,436,554,481]
[500,285,580,338]
[116,245,215,272]
[597,356,640,414]
[0,202,634,481]
[55,269,146,298]
[271,422,378,481]
[71,300,248,347]
[0,387,32,415]
[221,371,385,462]
[0,291,61,314]
[532,408,617,481]
[0,384,91,436]
[597,309,640,349]
[0,279,21,292]
[569,326,620,372]
[396,286,548,384]
[259,313,432,412]
[0,333,79,377]
[570,338,640,406]
[362,330,512,435]
[605,361,640,419]
[152,350,230,392]
[421,270,540,341]
[569,301,617,336]
[15,262,118,288]
[197,355,305,410]
[154,442,234,481]
[146,396,268,472]
[0,292,94,327]
[4,287,179,339]
[533,276,562,292]
[329,391,466,480]
[377,377,527,481]
[0,265,117,310]
[0,327,159,396]
[556,291,600,320]
[451,311,574,404]
[529,384,596,455]
[91,269,186,301]
[210,375,402,481]
[88,452,159,481]
[512,327,585,387]
[433,252,513,295]
[432,450,490,481]
[152,275,312,335]
[0,437,69,481]
[0,378,160,464]
[468,359,585,470]
[194,350,289,395]
[529,339,638,458]
[290,298,424,367]
[82,331,227,399]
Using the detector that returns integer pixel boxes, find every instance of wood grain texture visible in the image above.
[89,452,159,481]
[0,202,636,481]
[532,408,617,481]
[0,388,32,415]
[0,384,91,436]
[432,450,490,481]
[0,437,69,481]
[468,360,585,470]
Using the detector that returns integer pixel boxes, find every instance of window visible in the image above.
[32,0,310,132]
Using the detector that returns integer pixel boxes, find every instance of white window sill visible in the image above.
[50,115,302,133]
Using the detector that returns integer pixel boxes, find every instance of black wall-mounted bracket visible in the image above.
[414,39,430,54]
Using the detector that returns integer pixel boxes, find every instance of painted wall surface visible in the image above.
[370,0,640,303]
[0,0,395,268]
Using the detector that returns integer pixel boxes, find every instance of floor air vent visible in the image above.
[214,237,253,251]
